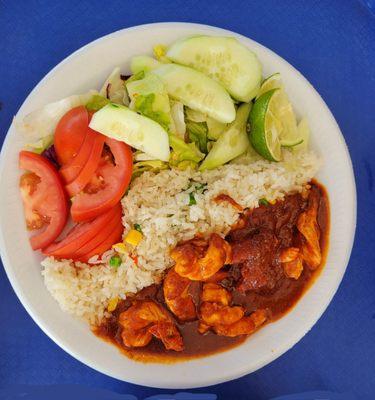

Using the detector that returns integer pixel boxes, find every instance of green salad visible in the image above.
[21,35,310,177]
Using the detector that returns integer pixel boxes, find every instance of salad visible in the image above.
[18,34,308,263]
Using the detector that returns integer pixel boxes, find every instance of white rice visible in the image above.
[41,256,156,324]
[42,150,321,324]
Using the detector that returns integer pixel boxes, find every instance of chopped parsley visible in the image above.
[259,198,269,206]
[133,223,143,233]
[188,192,197,206]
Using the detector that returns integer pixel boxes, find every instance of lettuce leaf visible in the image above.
[126,73,172,131]
[134,93,171,131]
[185,107,207,122]
[133,151,158,161]
[186,121,208,153]
[132,160,168,178]
[16,90,97,143]
[126,70,145,84]
[169,100,186,138]
[86,94,110,111]
[25,135,54,154]
[99,67,129,105]
[169,134,204,168]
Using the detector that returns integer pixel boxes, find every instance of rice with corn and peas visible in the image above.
[42,149,321,325]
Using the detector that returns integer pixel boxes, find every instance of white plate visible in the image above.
[0,23,356,389]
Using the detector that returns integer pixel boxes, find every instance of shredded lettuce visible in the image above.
[185,108,207,122]
[126,73,172,131]
[134,94,171,131]
[16,90,97,143]
[86,94,110,111]
[25,135,54,154]
[132,160,168,178]
[184,106,226,140]
[169,100,185,138]
[99,67,129,105]
[126,71,145,83]
[169,134,204,168]
[133,151,158,162]
[186,121,208,154]
[175,160,199,170]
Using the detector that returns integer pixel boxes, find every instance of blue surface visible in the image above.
[0,1,374,399]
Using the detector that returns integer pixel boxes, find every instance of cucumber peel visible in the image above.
[199,103,251,170]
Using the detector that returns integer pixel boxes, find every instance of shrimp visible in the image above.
[163,268,196,321]
[148,321,184,351]
[118,300,183,351]
[201,282,231,306]
[297,189,321,270]
[171,233,232,281]
[214,309,267,337]
[200,302,244,326]
[279,247,304,279]
[198,283,268,338]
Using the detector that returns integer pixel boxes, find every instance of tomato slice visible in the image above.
[43,203,121,258]
[54,106,88,165]
[59,127,98,184]
[19,151,68,250]
[78,221,123,262]
[65,133,105,196]
[71,206,122,259]
[71,138,133,222]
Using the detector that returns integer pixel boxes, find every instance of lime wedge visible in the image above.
[256,73,282,99]
[254,73,303,148]
[292,117,310,152]
[248,89,282,161]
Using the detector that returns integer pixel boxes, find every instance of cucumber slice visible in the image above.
[199,103,251,170]
[89,103,170,161]
[130,56,161,74]
[153,63,235,124]
[167,35,262,102]
[206,117,227,140]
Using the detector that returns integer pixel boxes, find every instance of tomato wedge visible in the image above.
[71,207,122,259]
[43,203,121,259]
[54,106,88,165]
[19,151,68,250]
[71,138,133,222]
[65,133,105,196]
[78,222,123,262]
[59,127,99,184]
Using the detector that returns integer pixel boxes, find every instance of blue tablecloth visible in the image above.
[1,1,374,399]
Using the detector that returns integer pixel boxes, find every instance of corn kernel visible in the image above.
[112,242,127,254]
[153,44,167,60]
[107,297,118,312]
[269,199,277,205]
[124,229,143,246]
